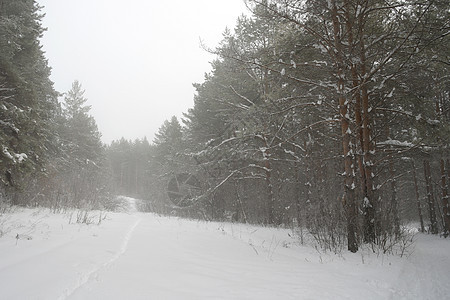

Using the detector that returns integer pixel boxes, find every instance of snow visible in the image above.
[312,60,328,66]
[363,197,371,208]
[356,5,362,17]
[1,147,27,163]
[378,140,414,148]
[426,119,440,125]
[15,153,28,163]
[1,200,450,299]
[0,120,19,133]
[386,88,395,98]
[290,60,297,68]
[283,149,296,157]
[2,146,15,161]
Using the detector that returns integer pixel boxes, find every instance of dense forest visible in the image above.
[1,0,449,253]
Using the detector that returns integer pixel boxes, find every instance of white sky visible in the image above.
[38,0,249,144]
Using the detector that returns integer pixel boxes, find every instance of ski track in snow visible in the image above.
[58,217,141,300]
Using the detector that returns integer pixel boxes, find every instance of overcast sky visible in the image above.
[38,0,249,144]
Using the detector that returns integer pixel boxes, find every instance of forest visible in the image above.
[1,0,449,253]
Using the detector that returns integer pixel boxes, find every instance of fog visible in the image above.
[38,0,248,143]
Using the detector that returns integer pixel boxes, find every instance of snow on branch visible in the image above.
[376,107,440,126]
[376,139,434,153]
[248,163,271,172]
[228,85,255,106]
[215,97,249,111]
[0,120,19,133]
[214,137,240,149]
[2,146,28,164]
[378,140,414,148]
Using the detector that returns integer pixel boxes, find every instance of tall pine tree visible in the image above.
[0,0,58,203]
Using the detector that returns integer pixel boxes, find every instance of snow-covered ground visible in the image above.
[0,198,449,300]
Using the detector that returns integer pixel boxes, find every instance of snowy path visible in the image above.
[389,235,450,300]
[59,218,141,299]
[68,215,317,300]
[0,210,141,300]
[1,205,450,299]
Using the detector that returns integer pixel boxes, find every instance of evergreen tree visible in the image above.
[62,80,102,163]
[50,80,107,208]
[0,0,58,202]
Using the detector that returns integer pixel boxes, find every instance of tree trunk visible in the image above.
[389,159,400,235]
[342,0,376,244]
[344,2,371,245]
[234,180,247,223]
[293,145,302,224]
[412,160,425,233]
[440,158,449,236]
[359,29,377,244]
[424,160,438,234]
[264,156,276,225]
[331,0,358,252]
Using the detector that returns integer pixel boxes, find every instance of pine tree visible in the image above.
[54,80,106,208]
[62,80,102,163]
[0,0,58,203]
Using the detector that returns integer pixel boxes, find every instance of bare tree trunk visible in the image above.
[424,160,438,234]
[440,158,449,236]
[412,160,425,233]
[359,30,377,244]
[234,180,247,223]
[342,0,376,244]
[264,155,276,225]
[210,191,216,220]
[389,159,400,235]
[344,2,371,246]
[294,157,302,224]
[331,0,357,252]
[303,140,312,226]
[435,92,449,236]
